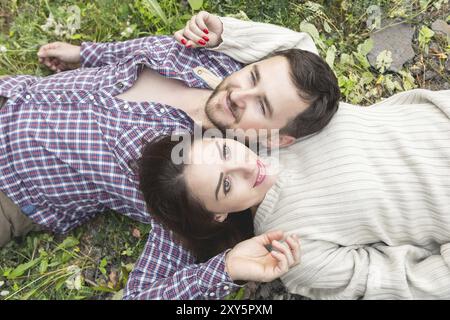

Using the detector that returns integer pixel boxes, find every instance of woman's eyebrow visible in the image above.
[215,141,224,160]
[215,172,224,200]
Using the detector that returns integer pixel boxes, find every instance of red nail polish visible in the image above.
[181,38,187,45]
[186,44,192,48]
[198,39,206,45]
[202,36,209,42]
[203,28,209,34]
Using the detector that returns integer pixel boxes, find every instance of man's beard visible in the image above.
[204,79,239,134]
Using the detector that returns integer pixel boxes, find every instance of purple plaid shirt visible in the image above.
[0,36,244,299]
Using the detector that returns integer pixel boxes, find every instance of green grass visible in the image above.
[0,0,449,300]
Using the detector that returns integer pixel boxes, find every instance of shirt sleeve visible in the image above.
[80,36,173,68]
[210,16,319,64]
[123,221,244,300]
[283,239,450,299]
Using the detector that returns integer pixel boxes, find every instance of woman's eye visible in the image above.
[223,143,231,160]
[223,177,231,194]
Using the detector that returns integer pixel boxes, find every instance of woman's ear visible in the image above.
[278,134,296,148]
[213,213,229,223]
[261,134,296,149]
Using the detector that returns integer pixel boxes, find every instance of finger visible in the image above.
[271,250,288,275]
[272,239,295,266]
[258,230,284,246]
[37,44,51,58]
[37,42,60,58]
[183,21,205,47]
[285,235,301,265]
[48,57,60,71]
[175,29,196,48]
[42,57,55,69]
[173,30,189,47]
[190,16,209,42]
[196,11,210,34]
[53,60,66,72]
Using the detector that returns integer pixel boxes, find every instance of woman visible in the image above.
[139,88,450,299]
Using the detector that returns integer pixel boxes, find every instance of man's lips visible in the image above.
[253,159,266,188]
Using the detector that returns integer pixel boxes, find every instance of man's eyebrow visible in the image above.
[215,172,224,201]
[253,65,274,118]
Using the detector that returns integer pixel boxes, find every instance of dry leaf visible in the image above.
[132,228,141,239]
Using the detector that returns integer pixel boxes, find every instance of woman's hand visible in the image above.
[37,42,81,73]
[225,230,301,282]
[173,11,223,49]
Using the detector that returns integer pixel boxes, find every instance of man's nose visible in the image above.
[230,88,258,109]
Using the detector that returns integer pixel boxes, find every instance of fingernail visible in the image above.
[181,38,187,45]
[186,44,192,48]
[203,28,209,34]
[202,36,209,42]
[198,39,206,46]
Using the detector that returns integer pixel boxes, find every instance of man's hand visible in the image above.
[173,11,223,49]
[37,42,81,73]
[225,231,301,283]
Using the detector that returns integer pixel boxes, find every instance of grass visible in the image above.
[0,0,449,300]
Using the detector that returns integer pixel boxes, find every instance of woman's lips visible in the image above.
[253,159,266,188]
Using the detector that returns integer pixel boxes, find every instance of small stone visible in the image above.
[424,70,438,81]
[410,65,422,77]
[429,42,440,53]
[242,281,258,299]
[253,279,309,300]
[431,19,450,37]
[445,58,450,72]
[131,228,141,239]
[443,82,450,90]
[367,23,415,73]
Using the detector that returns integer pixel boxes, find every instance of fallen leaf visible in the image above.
[132,228,141,239]
[109,271,118,287]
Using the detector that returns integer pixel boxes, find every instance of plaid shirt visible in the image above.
[0,36,244,299]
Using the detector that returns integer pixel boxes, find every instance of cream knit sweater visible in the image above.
[213,16,318,62]
[254,90,450,299]
[209,17,450,299]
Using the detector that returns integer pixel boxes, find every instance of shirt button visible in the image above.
[116,82,124,89]
[56,95,61,100]
[25,95,31,100]
[197,70,203,75]
[209,292,215,297]
[89,95,94,100]
[159,108,165,113]
[123,104,129,110]
[223,285,229,290]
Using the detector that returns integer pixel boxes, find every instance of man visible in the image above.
[0,12,340,299]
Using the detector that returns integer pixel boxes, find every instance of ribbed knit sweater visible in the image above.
[254,89,450,299]
[213,17,318,62]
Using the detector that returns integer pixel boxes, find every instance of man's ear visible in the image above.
[213,213,229,223]
[263,134,296,149]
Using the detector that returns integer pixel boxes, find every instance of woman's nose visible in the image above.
[225,160,256,178]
